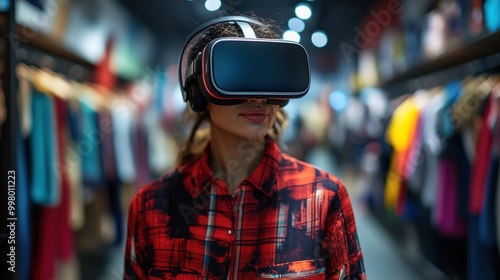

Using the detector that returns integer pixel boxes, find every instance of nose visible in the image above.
[246,98,267,104]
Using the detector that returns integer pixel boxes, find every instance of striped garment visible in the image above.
[124,140,365,279]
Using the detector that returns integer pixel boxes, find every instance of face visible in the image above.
[207,99,280,141]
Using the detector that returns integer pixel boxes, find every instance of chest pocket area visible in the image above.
[255,259,326,279]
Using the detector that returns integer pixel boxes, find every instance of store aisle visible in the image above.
[352,203,428,280]
[305,148,430,280]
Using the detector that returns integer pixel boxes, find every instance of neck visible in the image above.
[209,130,266,193]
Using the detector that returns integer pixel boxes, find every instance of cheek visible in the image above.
[269,105,280,122]
[207,104,228,119]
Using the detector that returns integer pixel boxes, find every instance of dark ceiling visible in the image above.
[117,0,379,73]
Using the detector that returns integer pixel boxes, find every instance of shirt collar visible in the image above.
[187,139,282,198]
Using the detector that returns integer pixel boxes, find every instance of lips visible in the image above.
[239,108,269,123]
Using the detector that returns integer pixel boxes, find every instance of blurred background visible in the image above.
[0,0,499,279]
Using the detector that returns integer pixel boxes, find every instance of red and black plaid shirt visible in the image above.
[124,140,365,279]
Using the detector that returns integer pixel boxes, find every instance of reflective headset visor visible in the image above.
[179,16,310,106]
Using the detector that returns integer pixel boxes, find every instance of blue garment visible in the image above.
[485,0,500,32]
[79,100,104,188]
[468,216,500,280]
[111,106,136,183]
[107,180,124,245]
[441,81,462,138]
[154,69,165,113]
[66,100,81,142]
[16,119,30,280]
[30,89,59,205]
[479,157,499,247]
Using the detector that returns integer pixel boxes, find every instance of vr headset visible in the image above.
[179,16,311,112]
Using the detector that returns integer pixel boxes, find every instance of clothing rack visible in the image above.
[11,23,133,86]
[14,24,96,82]
[380,30,500,97]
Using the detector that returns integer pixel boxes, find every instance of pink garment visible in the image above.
[435,159,467,237]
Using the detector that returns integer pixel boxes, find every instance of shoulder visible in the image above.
[276,153,344,195]
[129,164,193,212]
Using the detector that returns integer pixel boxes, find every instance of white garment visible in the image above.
[145,109,177,174]
[17,75,32,137]
[111,101,137,183]
[421,91,445,208]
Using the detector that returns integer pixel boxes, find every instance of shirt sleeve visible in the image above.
[323,179,366,280]
[124,191,150,279]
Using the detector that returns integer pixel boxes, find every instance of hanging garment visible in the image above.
[441,80,462,137]
[495,85,500,257]
[384,96,420,213]
[421,91,445,209]
[17,65,33,137]
[79,99,104,191]
[111,102,136,183]
[452,76,493,131]
[66,98,85,230]
[469,97,493,214]
[146,109,177,176]
[30,88,60,205]
[30,206,58,280]
[478,157,499,247]
[98,108,125,245]
[0,80,6,138]
[406,110,425,192]
[16,118,30,280]
[30,93,76,280]
[496,162,500,257]
[99,108,117,181]
[434,158,467,237]
[468,215,500,280]
[134,114,152,187]
[455,134,472,221]
[53,96,74,260]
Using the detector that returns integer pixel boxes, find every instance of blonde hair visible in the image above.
[176,108,288,167]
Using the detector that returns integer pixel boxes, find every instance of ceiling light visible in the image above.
[283,30,301,43]
[205,0,221,11]
[295,4,312,20]
[311,31,328,47]
[329,90,348,112]
[288,17,305,32]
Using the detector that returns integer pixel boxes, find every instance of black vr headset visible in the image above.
[179,16,311,112]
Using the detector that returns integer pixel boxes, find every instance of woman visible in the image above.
[124,15,365,280]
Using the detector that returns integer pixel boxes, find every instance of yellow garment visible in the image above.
[384,97,420,211]
[386,97,420,153]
